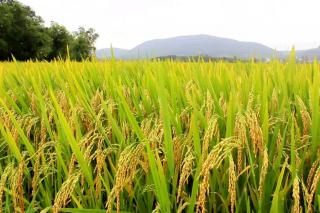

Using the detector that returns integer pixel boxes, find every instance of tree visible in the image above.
[0,1,99,61]
[47,22,72,60]
[0,0,13,3]
[70,27,99,61]
[0,1,51,60]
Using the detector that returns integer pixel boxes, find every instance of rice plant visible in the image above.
[0,58,319,212]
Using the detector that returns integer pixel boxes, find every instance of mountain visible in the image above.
[95,35,319,60]
[296,47,320,60]
[95,48,129,59]
[96,35,275,59]
[127,35,275,59]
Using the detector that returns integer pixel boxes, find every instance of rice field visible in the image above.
[0,58,319,213]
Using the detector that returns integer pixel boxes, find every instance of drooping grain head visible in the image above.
[234,113,247,172]
[307,167,320,213]
[247,92,254,111]
[10,156,25,213]
[91,90,103,114]
[177,148,194,202]
[228,156,236,213]
[205,91,214,120]
[94,137,114,198]
[202,115,219,160]
[0,164,13,213]
[32,152,41,198]
[246,110,264,157]
[10,167,18,212]
[292,176,301,213]
[106,143,145,213]
[52,171,81,213]
[258,148,268,198]
[297,96,311,136]
[307,160,319,190]
[197,138,239,213]
[56,91,69,116]
[173,137,184,171]
[219,95,227,117]
[17,157,25,213]
[29,90,37,114]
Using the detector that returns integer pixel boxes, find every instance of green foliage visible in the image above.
[0,1,98,61]
[0,1,51,60]
[70,27,99,61]
[47,23,72,60]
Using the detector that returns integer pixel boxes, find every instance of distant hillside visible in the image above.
[96,35,320,60]
[95,48,129,59]
[296,47,320,60]
[127,35,275,59]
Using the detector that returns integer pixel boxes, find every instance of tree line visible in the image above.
[0,0,99,61]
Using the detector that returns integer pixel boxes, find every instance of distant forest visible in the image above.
[0,0,98,61]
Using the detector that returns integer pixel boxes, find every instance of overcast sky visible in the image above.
[19,0,320,50]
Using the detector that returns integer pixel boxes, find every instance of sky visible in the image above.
[19,0,320,50]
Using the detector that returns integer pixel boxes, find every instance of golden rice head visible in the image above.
[173,137,184,171]
[106,143,145,213]
[177,148,194,202]
[202,115,219,160]
[306,167,319,213]
[246,110,264,157]
[296,96,311,136]
[219,95,227,117]
[197,138,239,213]
[0,164,13,213]
[205,91,214,120]
[247,92,254,111]
[94,139,114,198]
[307,160,319,190]
[10,156,25,213]
[258,148,269,198]
[292,176,301,213]
[234,113,247,172]
[56,90,69,116]
[52,171,81,213]
[91,90,103,114]
[17,156,25,213]
[228,156,236,213]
